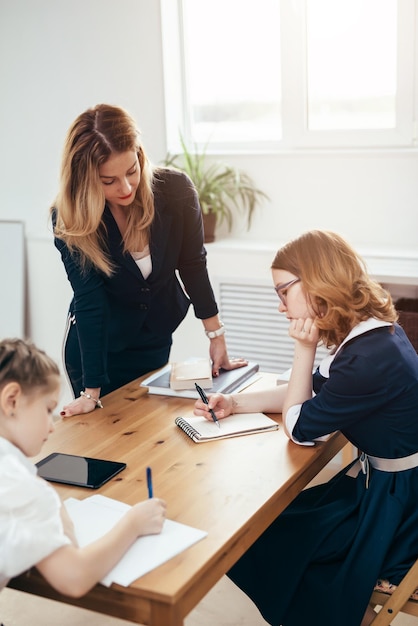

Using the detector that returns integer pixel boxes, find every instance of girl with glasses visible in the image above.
[194,230,418,626]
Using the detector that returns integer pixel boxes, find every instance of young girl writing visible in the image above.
[0,338,166,597]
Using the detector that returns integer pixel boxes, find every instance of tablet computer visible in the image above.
[36,453,126,489]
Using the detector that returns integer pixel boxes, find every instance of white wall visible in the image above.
[226,151,418,250]
[0,0,166,238]
[0,1,417,404]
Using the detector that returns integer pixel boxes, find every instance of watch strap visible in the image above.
[205,322,225,339]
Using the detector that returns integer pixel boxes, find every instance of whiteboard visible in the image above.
[0,221,25,338]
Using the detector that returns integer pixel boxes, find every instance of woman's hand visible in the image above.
[194,392,233,421]
[209,335,248,376]
[60,388,101,417]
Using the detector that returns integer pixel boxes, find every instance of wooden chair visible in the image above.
[369,558,418,625]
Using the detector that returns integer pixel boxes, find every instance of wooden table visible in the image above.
[8,373,347,625]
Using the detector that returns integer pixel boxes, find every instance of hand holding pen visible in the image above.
[195,383,221,428]
[125,467,166,536]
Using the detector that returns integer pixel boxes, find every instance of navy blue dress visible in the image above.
[228,323,418,626]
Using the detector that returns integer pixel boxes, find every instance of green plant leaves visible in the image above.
[162,137,268,230]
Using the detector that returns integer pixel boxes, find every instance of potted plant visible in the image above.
[162,137,268,242]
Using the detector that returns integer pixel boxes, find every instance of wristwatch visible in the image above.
[205,322,225,339]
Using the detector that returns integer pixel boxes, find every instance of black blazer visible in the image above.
[54,168,218,388]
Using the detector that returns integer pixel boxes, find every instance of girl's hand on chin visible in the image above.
[289,318,319,344]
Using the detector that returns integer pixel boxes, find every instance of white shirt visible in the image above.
[132,245,152,279]
[0,438,71,590]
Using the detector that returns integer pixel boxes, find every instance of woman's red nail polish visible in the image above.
[60,411,65,416]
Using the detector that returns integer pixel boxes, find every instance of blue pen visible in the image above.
[195,383,221,429]
[146,466,153,498]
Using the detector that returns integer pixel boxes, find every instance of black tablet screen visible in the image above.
[36,453,126,489]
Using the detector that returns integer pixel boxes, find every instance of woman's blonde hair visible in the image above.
[0,338,60,394]
[52,104,155,276]
[271,230,397,348]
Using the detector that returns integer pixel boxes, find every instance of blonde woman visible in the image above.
[52,104,245,417]
[194,230,418,626]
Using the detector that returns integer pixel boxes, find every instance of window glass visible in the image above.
[162,0,413,149]
[182,0,282,143]
[306,0,397,130]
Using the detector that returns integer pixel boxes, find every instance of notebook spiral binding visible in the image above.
[175,417,199,439]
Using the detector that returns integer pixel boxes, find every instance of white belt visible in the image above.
[347,450,418,488]
[367,450,418,472]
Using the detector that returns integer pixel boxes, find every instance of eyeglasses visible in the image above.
[274,278,301,306]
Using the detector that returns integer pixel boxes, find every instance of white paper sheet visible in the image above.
[65,495,207,587]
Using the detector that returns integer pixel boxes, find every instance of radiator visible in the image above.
[217,278,329,374]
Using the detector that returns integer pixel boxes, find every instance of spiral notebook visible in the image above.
[175,412,279,443]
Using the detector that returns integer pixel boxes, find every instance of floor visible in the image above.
[2,578,418,626]
[2,461,417,626]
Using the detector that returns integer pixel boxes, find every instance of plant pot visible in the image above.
[202,211,217,243]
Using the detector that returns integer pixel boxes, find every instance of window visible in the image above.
[306,0,397,131]
[160,0,416,151]
[181,0,281,144]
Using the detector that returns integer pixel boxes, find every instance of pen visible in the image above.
[146,466,153,498]
[195,382,221,429]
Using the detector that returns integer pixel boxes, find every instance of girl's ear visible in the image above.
[0,381,21,417]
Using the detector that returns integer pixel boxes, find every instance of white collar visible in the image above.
[319,318,392,378]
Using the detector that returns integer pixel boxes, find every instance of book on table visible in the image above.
[175,412,279,443]
[169,357,212,390]
[141,359,260,399]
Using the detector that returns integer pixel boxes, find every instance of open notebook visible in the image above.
[175,412,279,443]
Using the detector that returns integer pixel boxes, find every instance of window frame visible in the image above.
[160,0,417,153]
